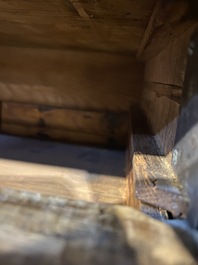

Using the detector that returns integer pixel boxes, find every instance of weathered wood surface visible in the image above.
[138,0,198,61]
[1,102,129,147]
[144,32,192,87]
[0,0,155,54]
[0,189,197,265]
[125,114,168,220]
[0,134,126,205]
[133,134,188,218]
[142,27,193,155]
[0,46,143,111]
[126,165,168,221]
[142,83,180,155]
[137,1,161,58]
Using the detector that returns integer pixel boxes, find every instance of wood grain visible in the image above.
[137,1,161,58]
[139,0,198,61]
[142,29,193,155]
[0,46,143,111]
[125,117,168,220]
[144,31,193,87]
[0,135,126,205]
[2,102,130,147]
[133,134,188,218]
[0,0,155,54]
[0,189,197,265]
[142,83,180,154]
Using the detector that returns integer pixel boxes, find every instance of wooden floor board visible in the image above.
[0,134,126,205]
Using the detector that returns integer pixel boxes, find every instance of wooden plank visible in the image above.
[141,22,197,61]
[142,83,180,154]
[2,102,130,147]
[0,134,126,205]
[1,123,112,147]
[144,30,193,87]
[126,169,168,220]
[137,1,161,58]
[139,0,198,61]
[0,189,197,265]
[133,134,188,218]
[0,0,155,54]
[125,116,168,220]
[142,29,192,155]
[0,46,143,111]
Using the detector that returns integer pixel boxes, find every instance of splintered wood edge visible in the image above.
[133,152,189,217]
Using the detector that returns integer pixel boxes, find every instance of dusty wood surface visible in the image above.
[0,46,143,111]
[0,189,197,265]
[0,134,126,205]
[137,1,161,58]
[1,102,129,147]
[0,0,155,54]
[133,134,188,218]
[125,114,168,220]
[126,169,168,221]
[138,0,198,60]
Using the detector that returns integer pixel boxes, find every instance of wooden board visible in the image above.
[144,31,192,87]
[0,0,155,54]
[125,115,168,220]
[0,134,126,205]
[1,102,130,147]
[0,189,197,265]
[138,0,198,61]
[126,168,167,220]
[142,83,180,154]
[0,46,143,111]
[142,29,193,155]
[133,134,188,218]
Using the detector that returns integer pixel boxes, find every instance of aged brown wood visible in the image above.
[1,123,119,147]
[1,102,129,147]
[0,0,155,54]
[137,1,161,58]
[142,28,194,155]
[0,46,143,112]
[0,189,197,265]
[138,0,198,61]
[142,83,180,155]
[144,31,193,87]
[0,134,126,205]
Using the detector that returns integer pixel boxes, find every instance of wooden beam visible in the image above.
[0,134,126,205]
[125,110,169,220]
[133,133,188,218]
[0,189,197,265]
[0,46,143,112]
[138,0,198,61]
[1,102,130,148]
[137,1,161,58]
[0,0,155,54]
